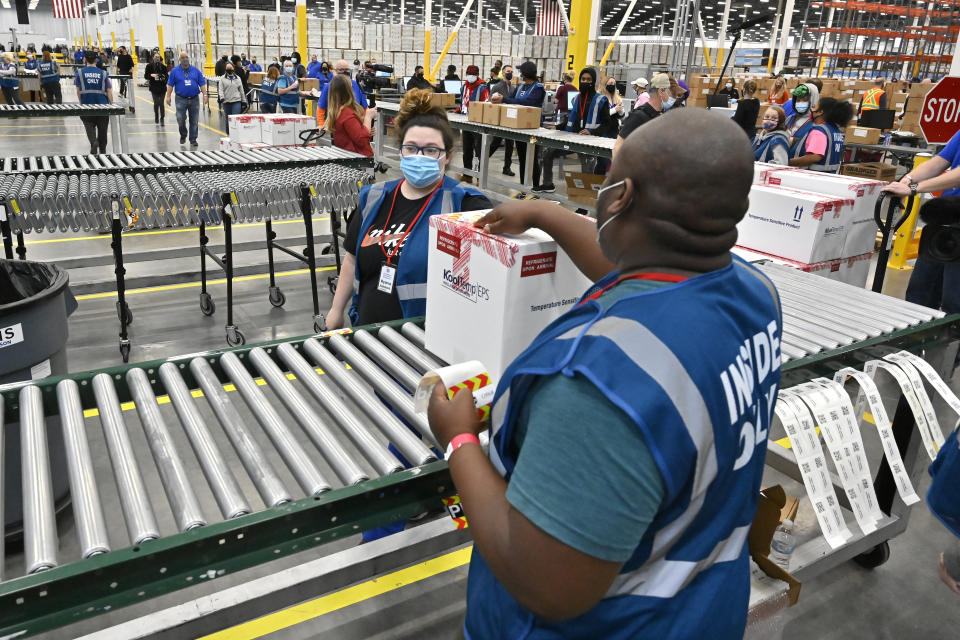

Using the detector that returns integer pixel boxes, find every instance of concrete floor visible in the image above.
[2,100,959,639]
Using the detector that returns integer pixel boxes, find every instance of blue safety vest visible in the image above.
[928,428,960,539]
[24,58,38,71]
[788,119,816,160]
[753,130,791,163]
[466,258,783,639]
[0,62,19,89]
[78,66,109,104]
[38,60,60,84]
[350,176,486,323]
[259,76,279,104]
[808,122,844,173]
[568,92,610,135]
[276,74,299,108]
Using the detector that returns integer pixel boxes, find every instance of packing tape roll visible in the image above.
[414,360,496,423]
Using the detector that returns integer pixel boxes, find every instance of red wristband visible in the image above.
[445,433,481,460]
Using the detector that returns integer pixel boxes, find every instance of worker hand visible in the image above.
[881,181,911,197]
[939,553,960,595]
[165,96,171,107]
[490,94,503,104]
[324,309,344,331]
[427,380,486,451]
[364,107,378,123]
[579,129,590,135]
[474,200,543,235]
[203,94,209,105]
[615,104,624,115]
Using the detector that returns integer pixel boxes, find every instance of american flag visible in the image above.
[536,2,563,36]
[53,0,84,18]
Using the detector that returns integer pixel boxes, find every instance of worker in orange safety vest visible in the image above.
[859,79,887,118]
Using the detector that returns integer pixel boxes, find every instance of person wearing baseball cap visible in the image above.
[615,73,679,155]
[785,83,819,144]
[632,77,650,109]
[457,65,490,184]
[490,61,546,185]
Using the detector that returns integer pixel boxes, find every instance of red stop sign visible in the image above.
[920,76,960,144]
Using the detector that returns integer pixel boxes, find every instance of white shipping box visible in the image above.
[757,167,884,258]
[426,212,593,380]
[739,185,857,264]
[733,247,873,289]
[228,114,263,144]
[260,114,297,146]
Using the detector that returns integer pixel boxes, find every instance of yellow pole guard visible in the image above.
[564,0,593,85]
[702,45,713,68]
[424,30,432,81]
[98,32,103,49]
[716,47,724,69]
[203,18,215,75]
[912,49,923,79]
[817,53,827,76]
[598,41,616,68]
[111,32,116,50]
[130,30,137,65]
[431,32,459,80]
[888,153,933,271]
[296,4,308,63]
[157,24,164,61]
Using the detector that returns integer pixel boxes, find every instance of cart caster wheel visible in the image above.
[328,276,338,295]
[226,327,245,347]
[853,541,890,570]
[268,287,286,308]
[119,340,131,363]
[199,293,216,316]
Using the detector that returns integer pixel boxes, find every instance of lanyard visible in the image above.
[579,273,689,306]
[578,92,589,123]
[380,180,442,265]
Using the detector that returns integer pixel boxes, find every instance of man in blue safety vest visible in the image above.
[74,50,114,154]
[165,51,209,147]
[428,108,783,639]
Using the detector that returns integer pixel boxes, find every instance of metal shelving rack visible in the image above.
[799,0,960,78]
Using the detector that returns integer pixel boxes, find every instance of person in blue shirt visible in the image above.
[307,54,321,76]
[309,60,332,90]
[38,50,62,104]
[276,59,302,114]
[73,49,85,65]
[316,59,369,126]
[248,56,262,73]
[427,108,782,639]
[74,50,113,154]
[0,52,24,105]
[22,51,39,101]
[882,127,960,314]
[490,61,545,186]
[165,51,209,147]
[536,66,611,193]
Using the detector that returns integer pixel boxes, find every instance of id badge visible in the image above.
[184,79,192,86]
[378,262,396,294]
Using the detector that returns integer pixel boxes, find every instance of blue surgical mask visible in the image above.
[662,95,676,110]
[401,154,443,188]
[795,101,809,114]
[596,180,628,242]
[762,121,777,130]
[284,66,294,75]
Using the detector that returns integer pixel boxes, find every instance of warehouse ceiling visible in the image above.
[36,0,917,47]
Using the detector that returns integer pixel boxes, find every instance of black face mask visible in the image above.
[606,84,616,93]
[580,82,593,93]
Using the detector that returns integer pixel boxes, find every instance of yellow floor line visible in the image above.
[198,547,473,640]
[25,217,328,245]
[74,265,336,300]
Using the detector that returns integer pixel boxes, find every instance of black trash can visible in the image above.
[1,259,77,541]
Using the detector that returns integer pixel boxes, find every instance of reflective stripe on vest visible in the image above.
[809,123,843,174]
[260,79,278,97]
[78,69,109,100]
[753,131,790,163]
[39,61,59,82]
[861,88,883,111]
[584,94,604,130]
[789,120,815,160]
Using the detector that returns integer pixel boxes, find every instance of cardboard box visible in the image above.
[428,92,456,108]
[483,102,503,126]
[841,162,898,181]
[260,113,297,146]
[290,114,317,143]
[467,100,487,123]
[228,114,263,144]
[299,78,319,93]
[738,184,857,263]
[891,91,909,112]
[499,105,541,129]
[563,171,605,206]
[844,124,882,145]
[733,247,874,288]
[248,71,266,85]
[425,212,593,380]
[757,167,885,258]
[909,82,933,99]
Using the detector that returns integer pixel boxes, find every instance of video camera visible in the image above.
[355,60,395,91]
[918,197,960,263]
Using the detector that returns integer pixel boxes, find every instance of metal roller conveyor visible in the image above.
[220,352,332,496]
[275,343,404,477]
[92,373,161,545]
[20,386,58,574]
[158,363,251,519]
[400,322,427,348]
[353,330,423,393]
[302,338,437,466]
[57,380,111,559]
[126,368,207,532]
[189,358,292,508]
[377,325,443,374]
[247,348,368,486]
[327,335,439,448]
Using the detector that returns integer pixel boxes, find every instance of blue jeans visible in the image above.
[905,255,960,314]
[280,104,298,114]
[222,101,243,133]
[175,95,200,142]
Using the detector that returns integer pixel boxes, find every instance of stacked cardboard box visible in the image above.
[900,83,931,132]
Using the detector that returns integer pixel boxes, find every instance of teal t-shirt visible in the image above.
[505,280,668,563]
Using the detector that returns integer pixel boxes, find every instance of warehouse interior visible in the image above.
[2,0,960,638]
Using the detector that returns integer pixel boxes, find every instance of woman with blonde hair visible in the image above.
[753,105,791,165]
[768,76,790,105]
[325,73,376,157]
[0,52,24,105]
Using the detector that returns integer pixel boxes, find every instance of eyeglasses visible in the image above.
[400,144,445,159]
